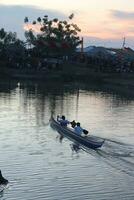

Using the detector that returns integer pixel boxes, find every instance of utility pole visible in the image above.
[81,37,84,54]
[80,37,84,60]
[122,37,126,49]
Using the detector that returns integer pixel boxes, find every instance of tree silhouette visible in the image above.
[24,14,81,57]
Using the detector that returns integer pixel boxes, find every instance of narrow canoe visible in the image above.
[50,117,104,149]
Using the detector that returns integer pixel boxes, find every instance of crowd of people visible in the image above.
[71,52,134,73]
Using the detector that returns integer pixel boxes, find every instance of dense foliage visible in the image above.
[24,14,81,57]
[0,14,82,73]
[0,28,26,67]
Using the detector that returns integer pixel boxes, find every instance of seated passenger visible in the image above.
[74,122,83,135]
[70,120,76,128]
[57,115,70,127]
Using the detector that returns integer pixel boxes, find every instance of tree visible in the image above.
[24,14,81,57]
[0,28,26,67]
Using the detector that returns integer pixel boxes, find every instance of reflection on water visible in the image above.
[0,80,134,199]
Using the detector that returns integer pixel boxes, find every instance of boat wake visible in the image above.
[56,128,134,177]
[85,138,134,177]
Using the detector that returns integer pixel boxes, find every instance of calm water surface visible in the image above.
[0,81,134,200]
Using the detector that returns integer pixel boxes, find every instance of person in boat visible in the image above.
[0,170,8,185]
[74,122,84,135]
[70,120,76,128]
[74,122,89,136]
[57,115,70,127]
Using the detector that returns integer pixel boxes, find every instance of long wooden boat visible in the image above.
[50,117,105,149]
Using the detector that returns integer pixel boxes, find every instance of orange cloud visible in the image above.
[77,10,134,40]
[23,23,41,33]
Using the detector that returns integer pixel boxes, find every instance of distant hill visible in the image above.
[77,46,116,56]
[77,46,134,61]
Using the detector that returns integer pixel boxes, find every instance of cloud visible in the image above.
[111,10,134,20]
[0,4,66,39]
[1,4,134,48]
[80,10,134,43]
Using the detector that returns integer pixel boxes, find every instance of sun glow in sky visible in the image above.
[0,0,134,48]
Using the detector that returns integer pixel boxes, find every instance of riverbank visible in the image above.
[0,62,134,96]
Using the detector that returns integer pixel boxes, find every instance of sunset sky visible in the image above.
[0,0,134,48]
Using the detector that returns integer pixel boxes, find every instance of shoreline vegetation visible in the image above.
[0,61,134,97]
[0,14,134,96]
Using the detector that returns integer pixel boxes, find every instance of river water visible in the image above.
[0,80,134,200]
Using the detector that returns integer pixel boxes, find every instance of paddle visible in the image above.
[83,129,89,135]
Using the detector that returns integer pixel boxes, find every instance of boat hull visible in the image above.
[50,117,104,149]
